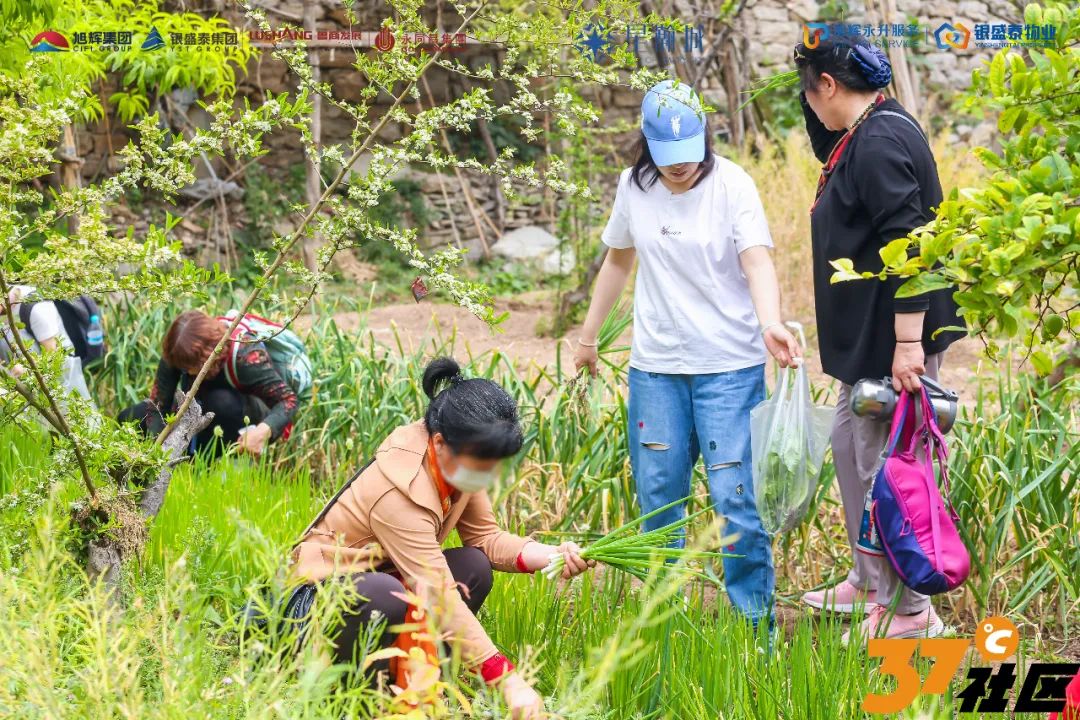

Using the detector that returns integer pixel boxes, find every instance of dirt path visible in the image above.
[301,292,569,371]
[305,294,1015,407]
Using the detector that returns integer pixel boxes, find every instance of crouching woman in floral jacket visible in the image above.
[286,357,591,719]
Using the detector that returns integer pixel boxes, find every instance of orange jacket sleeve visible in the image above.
[456,490,532,572]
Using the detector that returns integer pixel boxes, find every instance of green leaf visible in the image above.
[999,106,1021,134]
[879,237,910,269]
[895,273,953,298]
[989,52,1006,96]
[1030,349,1053,376]
[828,258,865,283]
[930,324,967,339]
[972,146,1004,169]
[162,64,182,91]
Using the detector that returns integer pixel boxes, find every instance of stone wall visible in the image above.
[76,0,1014,254]
[745,0,1020,90]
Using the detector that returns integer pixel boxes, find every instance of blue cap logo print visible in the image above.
[640,79,706,166]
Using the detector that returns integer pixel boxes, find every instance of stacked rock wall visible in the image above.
[75,0,1013,252]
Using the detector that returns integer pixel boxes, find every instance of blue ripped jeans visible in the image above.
[627,365,775,627]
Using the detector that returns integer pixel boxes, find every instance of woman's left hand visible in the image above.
[891,343,925,393]
[554,541,594,579]
[237,422,272,455]
[763,324,802,369]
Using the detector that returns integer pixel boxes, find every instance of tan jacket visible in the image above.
[290,420,531,664]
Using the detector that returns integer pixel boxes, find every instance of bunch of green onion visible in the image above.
[565,298,633,425]
[541,498,734,584]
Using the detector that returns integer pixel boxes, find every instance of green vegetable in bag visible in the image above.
[750,323,835,534]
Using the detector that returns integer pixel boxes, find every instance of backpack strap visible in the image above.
[913,386,959,530]
[898,387,946,570]
[883,390,912,459]
[243,312,282,331]
[53,299,89,361]
[18,302,34,340]
[219,318,243,391]
[919,385,957,517]
[219,313,255,391]
[911,386,950,471]
[222,336,242,390]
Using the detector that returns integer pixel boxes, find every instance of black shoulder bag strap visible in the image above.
[291,456,376,551]
[874,110,931,150]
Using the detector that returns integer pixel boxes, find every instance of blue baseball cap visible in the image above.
[640,79,706,167]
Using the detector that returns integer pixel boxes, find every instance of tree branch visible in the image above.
[0,364,65,431]
[156,2,490,445]
[141,390,215,518]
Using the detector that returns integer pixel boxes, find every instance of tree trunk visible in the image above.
[876,0,919,116]
[476,117,505,231]
[302,0,323,272]
[58,124,83,235]
[87,391,214,604]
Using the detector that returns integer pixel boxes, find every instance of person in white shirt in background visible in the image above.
[573,79,800,640]
[1,285,97,416]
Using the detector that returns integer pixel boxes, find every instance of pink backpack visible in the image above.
[871,386,970,595]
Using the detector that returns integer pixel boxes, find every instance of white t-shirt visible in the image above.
[601,158,773,374]
[13,301,74,352]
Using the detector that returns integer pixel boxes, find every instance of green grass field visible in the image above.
[0,297,1076,719]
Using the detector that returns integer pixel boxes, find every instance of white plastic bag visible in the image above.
[61,355,93,403]
[751,323,835,534]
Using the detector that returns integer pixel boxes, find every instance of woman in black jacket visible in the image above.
[119,310,299,457]
[793,36,964,643]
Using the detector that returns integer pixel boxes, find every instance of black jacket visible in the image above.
[802,93,965,386]
[148,339,299,440]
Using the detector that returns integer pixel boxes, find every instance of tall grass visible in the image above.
[0,505,417,720]
[944,369,1079,633]
[482,562,1053,719]
[145,458,324,604]
[0,425,51,495]
[0,495,1055,720]
[1,322,1076,718]
[79,290,1080,637]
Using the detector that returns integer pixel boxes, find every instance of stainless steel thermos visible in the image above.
[849,376,959,434]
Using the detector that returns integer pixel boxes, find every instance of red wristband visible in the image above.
[479,653,515,684]
[515,551,532,573]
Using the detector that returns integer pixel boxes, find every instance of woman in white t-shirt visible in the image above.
[4,285,74,354]
[2,286,94,409]
[574,80,799,635]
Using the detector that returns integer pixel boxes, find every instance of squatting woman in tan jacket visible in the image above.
[286,357,591,719]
